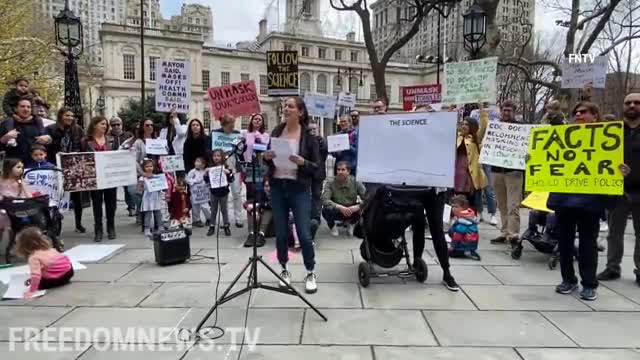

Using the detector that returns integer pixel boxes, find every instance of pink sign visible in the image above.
[208,80,261,119]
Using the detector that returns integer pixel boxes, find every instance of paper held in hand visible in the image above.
[327,133,350,152]
[209,166,228,189]
[270,138,297,170]
[160,155,185,172]
[145,138,168,155]
[145,175,169,192]
[2,273,46,300]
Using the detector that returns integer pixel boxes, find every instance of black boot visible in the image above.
[244,233,255,247]
[206,226,215,236]
[107,226,116,240]
[94,225,103,243]
[255,232,266,247]
[223,225,231,236]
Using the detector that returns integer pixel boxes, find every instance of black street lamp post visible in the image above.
[54,0,84,126]
[336,67,364,93]
[96,96,105,114]
[462,0,487,59]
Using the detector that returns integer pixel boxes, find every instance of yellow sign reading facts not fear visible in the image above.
[526,122,624,195]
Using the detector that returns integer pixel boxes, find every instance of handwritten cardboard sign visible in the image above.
[155,60,192,113]
[327,133,350,152]
[144,174,169,192]
[267,50,299,96]
[337,92,356,108]
[442,57,497,105]
[159,155,185,172]
[526,122,624,195]
[190,182,210,205]
[145,138,168,155]
[479,122,540,170]
[208,80,261,119]
[304,92,337,118]
[211,132,242,152]
[561,56,607,89]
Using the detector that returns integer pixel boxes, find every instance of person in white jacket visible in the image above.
[160,110,187,156]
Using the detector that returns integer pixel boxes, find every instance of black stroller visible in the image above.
[511,210,563,269]
[355,185,428,287]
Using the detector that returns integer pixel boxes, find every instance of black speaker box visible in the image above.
[152,228,191,266]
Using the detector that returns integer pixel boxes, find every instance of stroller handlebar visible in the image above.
[23,167,63,176]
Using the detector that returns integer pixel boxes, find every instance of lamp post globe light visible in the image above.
[463,0,487,59]
[55,0,84,126]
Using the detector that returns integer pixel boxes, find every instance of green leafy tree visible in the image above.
[117,96,166,133]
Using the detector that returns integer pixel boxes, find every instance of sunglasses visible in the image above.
[110,123,122,127]
[144,124,154,128]
[574,109,590,115]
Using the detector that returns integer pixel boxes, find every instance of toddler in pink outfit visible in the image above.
[16,227,73,299]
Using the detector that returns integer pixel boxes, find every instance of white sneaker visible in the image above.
[347,224,354,237]
[330,227,339,237]
[304,272,317,294]
[144,229,152,238]
[278,269,291,288]
[489,215,498,226]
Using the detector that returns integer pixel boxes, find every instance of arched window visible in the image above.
[300,72,311,95]
[316,74,327,94]
[333,76,343,96]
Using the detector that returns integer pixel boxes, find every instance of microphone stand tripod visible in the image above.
[193,151,327,338]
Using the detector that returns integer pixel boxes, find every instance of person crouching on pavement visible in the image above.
[321,161,366,237]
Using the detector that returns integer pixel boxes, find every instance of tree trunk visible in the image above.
[372,63,388,105]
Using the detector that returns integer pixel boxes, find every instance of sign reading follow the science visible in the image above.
[266,50,299,96]
[155,60,191,114]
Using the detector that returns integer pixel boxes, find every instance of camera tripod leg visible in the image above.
[256,257,327,321]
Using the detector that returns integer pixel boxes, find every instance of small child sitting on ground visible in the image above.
[448,195,481,261]
[16,227,73,299]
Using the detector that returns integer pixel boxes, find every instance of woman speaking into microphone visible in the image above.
[263,97,320,294]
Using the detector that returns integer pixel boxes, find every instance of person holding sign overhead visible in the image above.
[212,114,245,229]
[160,110,187,156]
[547,102,630,301]
[82,116,118,242]
[263,96,320,294]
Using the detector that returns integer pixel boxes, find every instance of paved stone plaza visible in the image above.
[1,205,640,360]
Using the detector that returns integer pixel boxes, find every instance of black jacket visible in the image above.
[265,123,320,188]
[183,135,211,173]
[48,123,85,163]
[316,136,328,180]
[2,89,23,116]
[624,123,640,194]
[110,131,133,150]
[0,116,49,163]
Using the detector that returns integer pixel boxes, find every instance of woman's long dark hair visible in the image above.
[56,106,75,125]
[136,118,156,139]
[248,113,267,133]
[286,97,310,127]
[186,118,205,140]
[2,158,22,179]
[87,116,108,139]
[462,117,481,151]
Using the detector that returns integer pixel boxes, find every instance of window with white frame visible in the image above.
[240,73,250,81]
[316,74,327,94]
[221,71,230,85]
[300,73,311,94]
[369,84,377,101]
[123,54,135,80]
[259,75,268,95]
[149,56,159,81]
[202,70,210,90]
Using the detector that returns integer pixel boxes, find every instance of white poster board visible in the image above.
[144,174,169,192]
[64,244,125,263]
[160,155,185,172]
[337,92,356,108]
[211,132,242,153]
[479,122,540,170]
[442,57,498,105]
[145,138,168,155]
[357,112,457,187]
[155,59,192,113]
[304,92,337,118]
[270,138,297,170]
[327,133,350,152]
[23,168,62,206]
[2,274,46,299]
[208,166,228,189]
[58,151,137,192]
[561,56,607,89]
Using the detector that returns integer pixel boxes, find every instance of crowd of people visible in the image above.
[1,75,639,301]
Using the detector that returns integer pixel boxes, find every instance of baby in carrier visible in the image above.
[448,195,480,261]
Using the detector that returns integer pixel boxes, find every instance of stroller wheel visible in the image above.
[358,262,371,288]
[548,256,558,270]
[414,258,428,283]
[511,247,522,260]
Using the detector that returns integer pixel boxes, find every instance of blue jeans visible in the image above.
[476,165,497,215]
[270,179,315,271]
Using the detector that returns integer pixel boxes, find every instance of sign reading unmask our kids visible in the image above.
[266,50,299,96]
[526,121,624,195]
[207,80,261,119]
[155,60,192,114]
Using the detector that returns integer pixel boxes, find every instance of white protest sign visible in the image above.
[2,274,46,299]
[160,155,185,172]
[304,92,337,118]
[144,174,169,192]
[442,57,498,105]
[190,182,210,205]
[208,166,228,189]
[24,169,62,206]
[479,122,540,170]
[155,59,192,113]
[561,56,607,89]
[337,92,356,108]
[58,151,137,192]
[327,133,350,152]
[145,138,168,155]
[211,131,241,153]
[357,112,457,187]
